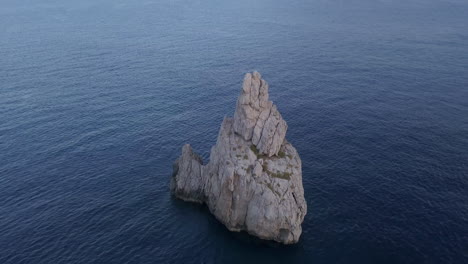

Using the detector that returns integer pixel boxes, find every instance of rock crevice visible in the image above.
[170,72,307,244]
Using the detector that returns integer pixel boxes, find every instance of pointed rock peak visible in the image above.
[233,72,287,157]
[240,71,269,109]
[170,72,307,244]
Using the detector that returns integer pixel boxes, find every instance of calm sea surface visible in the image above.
[1,0,467,263]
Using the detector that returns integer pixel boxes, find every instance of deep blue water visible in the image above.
[1,0,468,263]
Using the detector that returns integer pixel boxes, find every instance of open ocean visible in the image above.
[1,0,467,263]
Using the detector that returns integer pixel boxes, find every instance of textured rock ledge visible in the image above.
[170,72,307,244]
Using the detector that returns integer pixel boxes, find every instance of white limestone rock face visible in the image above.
[233,72,288,157]
[170,72,307,244]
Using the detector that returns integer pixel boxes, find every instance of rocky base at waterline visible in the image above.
[170,72,307,244]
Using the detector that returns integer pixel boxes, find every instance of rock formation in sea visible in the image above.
[170,71,307,244]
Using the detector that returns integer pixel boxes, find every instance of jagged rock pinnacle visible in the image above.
[233,72,288,157]
[170,72,307,244]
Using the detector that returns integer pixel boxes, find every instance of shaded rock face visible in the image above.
[170,72,307,244]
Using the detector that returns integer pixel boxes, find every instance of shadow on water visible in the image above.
[168,194,306,262]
